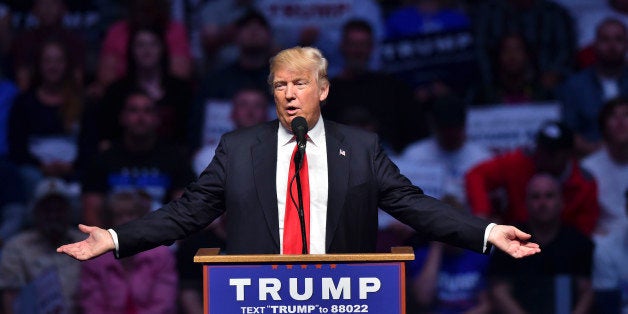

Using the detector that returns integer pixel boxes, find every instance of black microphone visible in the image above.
[291,116,308,170]
[291,116,308,149]
[289,116,309,253]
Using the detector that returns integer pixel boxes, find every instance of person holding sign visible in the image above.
[57,47,539,264]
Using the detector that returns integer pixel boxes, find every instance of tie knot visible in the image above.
[291,134,309,141]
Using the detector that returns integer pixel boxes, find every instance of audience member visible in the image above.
[10,0,85,91]
[466,121,599,236]
[8,39,83,193]
[386,95,491,257]
[71,1,126,78]
[1,0,115,81]
[469,33,553,106]
[0,72,18,157]
[488,173,594,314]
[0,158,26,259]
[1,0,120,41]
[81,90,196,227]
[193,86,271,176]
[554,0,628,68]
[79,190,178,314]
[197,0,259,70]
[194,10,273,101]
[190,10,274,150]
[557,18,628,157]
[93,0,191,97]
[256,0,384,76]
[0,3,11,74]
[407,197,491,314]
[591,189,628,314]
[472,0,576,91]
[97,26,193,150]
[0,178,82,314]
[322,19,427,154]
[582,97,628,237]
[167,0,214,70]
[399,95,492,206]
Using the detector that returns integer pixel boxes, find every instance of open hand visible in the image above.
[488,225,541,258]
[56,224,115,261]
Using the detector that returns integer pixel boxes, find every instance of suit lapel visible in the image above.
[252,121,280,248]
[324,121,350,251]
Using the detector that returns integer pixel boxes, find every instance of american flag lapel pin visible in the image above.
[339,149,346,156]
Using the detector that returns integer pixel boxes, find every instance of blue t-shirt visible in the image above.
[0,80,18,156]
[409,246,490,314]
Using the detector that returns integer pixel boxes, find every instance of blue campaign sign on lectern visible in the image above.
[204,262,406,314]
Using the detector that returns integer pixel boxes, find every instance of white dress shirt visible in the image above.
[277,118,328,254]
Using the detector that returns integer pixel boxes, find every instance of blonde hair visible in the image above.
[268,46,329,88]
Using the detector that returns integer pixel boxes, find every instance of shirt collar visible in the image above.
[278,116,324,147]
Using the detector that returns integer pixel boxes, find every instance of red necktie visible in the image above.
[283,144,310,254]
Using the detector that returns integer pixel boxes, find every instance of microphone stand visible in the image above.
[292,142,308,254]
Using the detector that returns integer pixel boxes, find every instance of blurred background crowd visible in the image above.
[0,0,626,313]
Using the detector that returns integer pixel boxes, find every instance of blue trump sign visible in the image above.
[204,262,406,313]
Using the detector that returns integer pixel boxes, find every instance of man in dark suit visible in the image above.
[57,47,540,260]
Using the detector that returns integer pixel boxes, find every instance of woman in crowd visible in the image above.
[96,26,193,152]
[8,38,83,192]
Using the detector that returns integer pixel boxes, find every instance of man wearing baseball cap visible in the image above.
[466,121,600,235]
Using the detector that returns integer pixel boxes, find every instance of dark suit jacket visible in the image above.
[115,120,490,257]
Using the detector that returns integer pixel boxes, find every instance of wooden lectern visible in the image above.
[194,247,415,314]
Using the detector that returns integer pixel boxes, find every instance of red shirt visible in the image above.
[465,149,599,235]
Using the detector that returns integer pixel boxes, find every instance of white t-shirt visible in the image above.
[593,229,628,313]
[395,138,492,206]
[582,147,628,235]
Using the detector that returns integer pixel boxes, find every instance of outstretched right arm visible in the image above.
[56,224,115,261]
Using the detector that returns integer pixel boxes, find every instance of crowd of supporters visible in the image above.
[0,0,627,313]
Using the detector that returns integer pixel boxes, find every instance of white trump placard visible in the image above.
[466,102,561,153]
